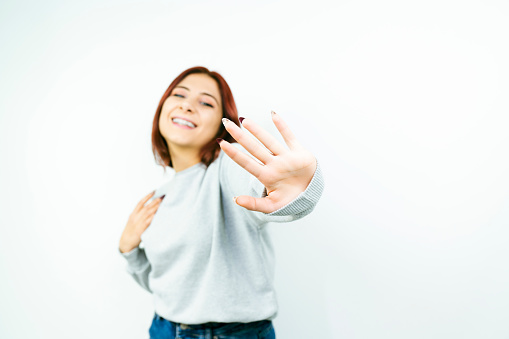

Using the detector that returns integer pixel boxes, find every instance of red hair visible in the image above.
[151,66,240,171]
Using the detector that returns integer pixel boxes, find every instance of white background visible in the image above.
[1,0,508,338]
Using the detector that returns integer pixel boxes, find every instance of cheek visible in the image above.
[159,108,169,125]
[159,102,176,124]
[161,99,178,114]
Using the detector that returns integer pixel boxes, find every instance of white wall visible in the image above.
[1,0,508,338]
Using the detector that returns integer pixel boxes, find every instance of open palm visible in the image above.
[218,111,317,214]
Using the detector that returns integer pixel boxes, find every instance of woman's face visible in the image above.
[159,73,223,156]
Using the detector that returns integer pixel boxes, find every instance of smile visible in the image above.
[172,118,196,129]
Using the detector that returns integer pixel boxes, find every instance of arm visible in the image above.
[119,247,152,293]
[118,190,164,293]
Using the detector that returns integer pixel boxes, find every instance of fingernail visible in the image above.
[160,194,166,200]
[233,196,238,204]
[216,138,223,144]
[271,110,276,116]
[222,118,229,126]
[239,117,245,124]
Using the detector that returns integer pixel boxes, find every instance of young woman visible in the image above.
[119,66,324,339]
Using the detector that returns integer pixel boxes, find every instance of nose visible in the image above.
[180,100,193,112]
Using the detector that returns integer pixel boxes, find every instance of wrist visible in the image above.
[119,239,138,254]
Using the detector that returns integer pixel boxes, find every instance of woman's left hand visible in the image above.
[218,111,317,214]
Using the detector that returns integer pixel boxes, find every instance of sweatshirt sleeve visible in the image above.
[119,246,152,293]
[219,143,324,224]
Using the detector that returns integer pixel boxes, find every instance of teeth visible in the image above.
[172,118,196,128]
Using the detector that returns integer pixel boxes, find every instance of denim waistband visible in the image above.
[156,314,270,335]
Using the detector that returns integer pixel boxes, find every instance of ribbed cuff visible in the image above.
[267,159,324,216]
[120,247,150,272]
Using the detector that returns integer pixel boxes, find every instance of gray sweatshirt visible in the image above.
[120,143,324,324]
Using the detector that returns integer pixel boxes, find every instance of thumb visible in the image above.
[234,195,275,214]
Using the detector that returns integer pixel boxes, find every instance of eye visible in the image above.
[201,102,214,108]
[173,93,185,98]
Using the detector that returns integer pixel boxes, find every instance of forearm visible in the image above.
[120,246,152,293]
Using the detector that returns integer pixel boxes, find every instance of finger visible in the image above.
[135,191,156,212]
[271,111,300,150]
[139,215,154,232]
[143,194,165,212]
[145,200,162,215]
[234,195,275,214]
[218,139,264,178]
[142,202,161,225]
[144,214,155,226]
[239,117,287,156]
[144,211,157,224]
[222,118,273,164]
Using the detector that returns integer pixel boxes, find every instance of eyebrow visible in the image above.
[175,85,219,106]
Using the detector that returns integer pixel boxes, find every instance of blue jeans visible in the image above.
[149,313,276,339]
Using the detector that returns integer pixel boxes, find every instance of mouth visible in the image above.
[171,117,197,129]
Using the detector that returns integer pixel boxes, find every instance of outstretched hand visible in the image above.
[218,111,317,214]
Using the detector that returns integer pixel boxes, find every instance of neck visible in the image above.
[169,145,201,172]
